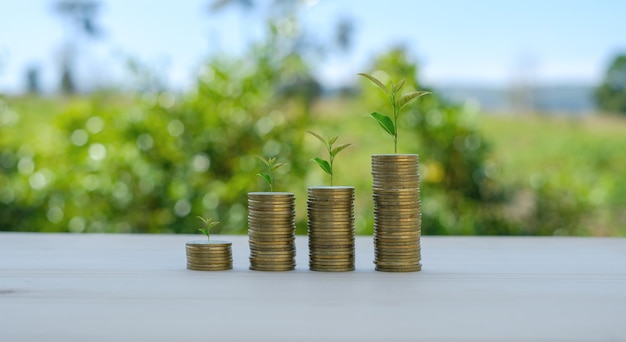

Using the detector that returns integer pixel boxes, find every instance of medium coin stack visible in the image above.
[307,186,355,272]
[372,154,422,272]
[186,241,232,271]
[248,192,296,271]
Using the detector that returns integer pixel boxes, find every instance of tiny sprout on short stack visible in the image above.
[307,131,352,186]
[358,72,430,153]
[197,216,219,241]
[255,155,287,192]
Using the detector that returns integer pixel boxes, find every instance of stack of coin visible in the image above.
[186,240,232,271]
[248,192,296,271]
[307,186,355,272]
[372,154,422,272]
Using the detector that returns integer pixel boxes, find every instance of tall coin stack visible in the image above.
[248,192,296,271]
[372,154,422,272]
[307,186,355,272]
[186,241,233,271]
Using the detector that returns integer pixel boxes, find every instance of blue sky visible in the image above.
[1,0,625,93]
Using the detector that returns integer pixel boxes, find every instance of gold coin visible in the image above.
[186,259,232,265]
[187,263,232,268]
[249,245,295,252]
[187,266,232,271]
[248,227,295,233]
[308,231,354,237]
[185,249,232,255]
[249,266,295,272]
[249,259,295,265]
[310,264,354,269]
[375,265,421,272]
[248,191,294,197]
[248,199,295,206]
[309,267,354,272]
[186,251,232,256]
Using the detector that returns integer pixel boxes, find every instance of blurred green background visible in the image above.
[1,0,625,236]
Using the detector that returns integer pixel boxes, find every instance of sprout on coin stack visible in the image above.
[359,72,430,272]
[306,131,355,272]
[247,156,296,271]
[185,217,233,271]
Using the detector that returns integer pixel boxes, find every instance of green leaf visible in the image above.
[397,91,430,110]
[328,136,338,146]
[312,157,332,175]
[198,228,209,238]
[257,172,271,185]
[331,143,352,157]
[197,216,219,229]
[254,155,270,167]
[306,131,327,146]
[370,112,395,136]
[272,162,286,172]
[392,79,405,93]
[358,73,388,95]
[268,157,276,165]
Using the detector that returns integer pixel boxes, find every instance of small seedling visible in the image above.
[358,72,430,153]
[307,131,351,186]
[197,216,219,241]
[255,155,287,192]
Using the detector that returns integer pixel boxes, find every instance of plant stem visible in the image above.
[391,91,399,154]
[269,171,273,192]
[330,156,334,187]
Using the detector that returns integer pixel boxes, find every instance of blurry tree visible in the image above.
[595,54,626,114]
[334,17,354,53]
[209,0,254,12]
[54,0,103,94]
[25,66,41,94]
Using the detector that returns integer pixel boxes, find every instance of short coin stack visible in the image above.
[248,192,296,271]
[307,186,355,272]
[186,240,233,271]
[372,154,422,272]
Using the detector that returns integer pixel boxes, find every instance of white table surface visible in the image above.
[1,233,625,342]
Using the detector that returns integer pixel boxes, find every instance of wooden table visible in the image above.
[1,233,625,341]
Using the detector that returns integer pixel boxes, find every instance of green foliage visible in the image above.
[358,72,429,153]
[306,131,351,186]
[0,20,314,234]
[255,156,287,192]
[197,216,219,240]
[595,54,626,114]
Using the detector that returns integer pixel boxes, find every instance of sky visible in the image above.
[1,0,626,94]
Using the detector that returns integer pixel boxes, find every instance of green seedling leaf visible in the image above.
[271,162,286,172]
[254,155,270,167]
[197,216,219,240]
[358,73,388,95]
[370,112,395,136]
[331,143,352,157]
[397,91,430,110]
[313,157,332,175]
[257,172,271,185]
[306,131,327,145]
[328,136,338,146]
[392,79,406,93]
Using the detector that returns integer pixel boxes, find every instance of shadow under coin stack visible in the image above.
[186,241,233,271]
[307,186,355,272]
[372,154,422,272]
[248,192,296,271]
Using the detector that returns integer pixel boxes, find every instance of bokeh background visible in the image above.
[1,0,625,236]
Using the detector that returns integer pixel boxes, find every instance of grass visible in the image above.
[480,114,626,236]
